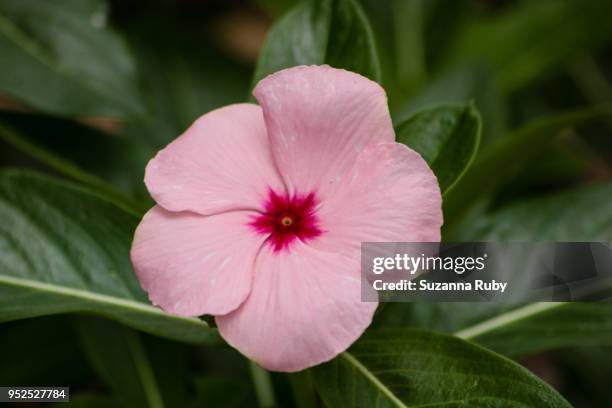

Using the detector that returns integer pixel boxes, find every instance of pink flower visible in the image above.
[131,65,442,372]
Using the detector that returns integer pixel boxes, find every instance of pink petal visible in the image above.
[131,206,266,316]
[145,103,285,215]
[313,143,443,253]
[253,65,394,201]
[215,242,377,372]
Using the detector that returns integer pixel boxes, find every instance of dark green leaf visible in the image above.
[378,184,612,358]
[377,302,612,359]
[569,56,612,131]
[451,182,612,241]
[391,0,426,96]
[190,376,253,408]
[0,316,91,386]
[0,170,218,344]
[554,347,612,407]
[459,303,612,358]
[451,184,612,356]
[443,107,610,222]
[75,317,165,408]
[358,0,430,105]
[253,1,329,86]
[324,0,379,81]
[441,0,612,93]
[145,336,193,408]
[0,113,152,213]
[123,17,250,148]
[392,62,508,147]
[0,0,144,118]
[252,0,380,86]
[313,329,570,407]
[396,103,481,194]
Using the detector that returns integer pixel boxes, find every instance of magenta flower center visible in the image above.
[250,190,323,251]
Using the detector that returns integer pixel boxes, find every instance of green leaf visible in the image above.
[0,316,91,386]
[0,113,152,214]
[443,107,610,222]
[358,0,429,104]
[122,17,250,148]
[378,184,612,358]
[553,346,612,406]
[190,376,254,408]
[440,0,612,93]
[145,336,193,408]
[252,0,380,87]
[253,1,328,86]
[451,182,612,241]
[0,0,144,119]
[324,0,380,81]
[75,317,165,408]
[391,0,426,96]
[457,303,612,359]
[376,303,612,361]
[396,103,481,194]
[451,184,612,356]
[313,329,570,407]
[0,170,218,344]
[392,62,508,147]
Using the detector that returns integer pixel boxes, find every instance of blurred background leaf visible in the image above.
[0,112,151,212]
[0,0,145,119]
[450,182,612,241]
[121,15,251,148]
[189,376,254,408]
[440,0,612,94]
[551,346,612,407]
[75,317,165,408]
[0,316,92,387]
[443,107,610,224]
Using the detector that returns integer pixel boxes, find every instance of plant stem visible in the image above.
[249,360,275,408]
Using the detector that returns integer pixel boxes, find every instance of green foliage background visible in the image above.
[0,0,611,406]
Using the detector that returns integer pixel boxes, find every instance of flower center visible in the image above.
[280,215,293,227]
[250,190,322,252]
